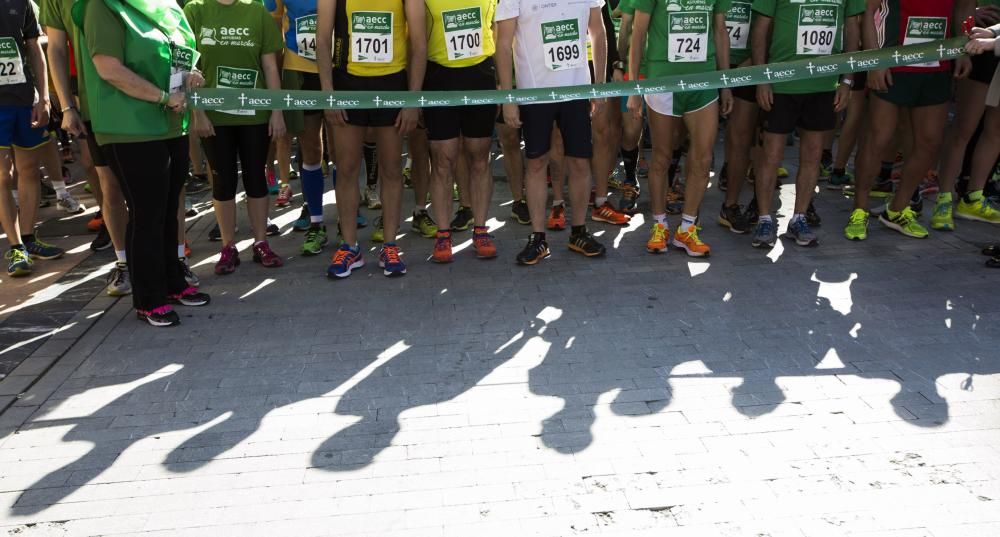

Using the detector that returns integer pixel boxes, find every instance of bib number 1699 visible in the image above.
[548,43,580,63]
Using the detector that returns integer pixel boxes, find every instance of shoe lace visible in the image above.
[382,246,401,265]
[898,206,918,224]
[651,224,667,242]
[681,225,704,245]
[849,210,867,225]
[304,228,321,243]
[29,238,54,249]
[434,235,450,252]
[474,232,493,247]
[792,218,813,235]
[757,220,774,236]
[5,249,27,263]
[255,242,274,257]
[934,200,953,216]
[107,265,127,286]
[332,247,353,266]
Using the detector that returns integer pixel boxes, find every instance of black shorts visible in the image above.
[423,59,497,141]
[83,121,107,167]
[520,100,592,160]
[333,70,407,128]
[730,64,756,103]
[851,71,867,92]
[762,92,836,134]
[971,53,1000,85]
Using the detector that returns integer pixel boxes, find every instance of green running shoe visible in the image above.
[5,248,32,277]
[955,196,1000,224]
[879,206,928,238]
[930,199,954,231]
[411,210,438,238]
[844,208,869,241]
[301,226,328,256]
[371,216,384,243]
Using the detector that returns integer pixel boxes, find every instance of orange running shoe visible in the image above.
[472,227,497,259]
[87,213,104,232]
[672,225,710,257]
[646,223,669,253]
[432,232,453,263]
[592,201,630,225]
[547,204,566,231]
[184,241,192,258]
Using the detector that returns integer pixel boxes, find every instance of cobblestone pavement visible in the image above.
[1,142,999,537]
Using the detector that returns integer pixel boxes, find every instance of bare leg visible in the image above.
[0,150,20,246]
[794,130,825,213]
[215,199,237,245]
[525,154,551,233]
[456,144,471,208]
[375,127,404,242]
[246,196,269,242]
[938,79,988,195]
[332,125,364,245]
[566,156,590,227]
[756,132,786,217]
[549,127,566,203]
[464,137,493,227]
[591,102,622,203]
[889,104,947,213]
[409,128,430,210]
[833,92,867,172]
[680,102,719,216]
[647,109,678,217]
[13,147,42,238]
[853,96,900,211]
[429,138,459,229]
[724,97,757,207]
[967,105,1000,193]
[498,123,524,201]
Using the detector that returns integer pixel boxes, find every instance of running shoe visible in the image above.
[5,248,32,277]
[187,174,211,194]
[777,167,790,179]
[870,180,894,198]
[87,212,104,232]
[450,206,474,231]
[209,223,222,242]
[607,173,624,191]
[327,244,365,279]
[988,256,1000,269]
[357,214,368,228]
[90,225,112,251]
[879,207,928,238]
[919,171,940,196]
[826,170,854,190]
[402,165,413,188]
[432,232,453,263]
[619,183,640,214]
[782,217,819,247]
[293,204,311,231]
[516,233,550,265]
[275,184,293,207]
[672,225,710,257]
[179,256,200,286]
[591,202,630,225]
[57,193,83,214]
[266,219,280,236]
[252,241,284,268]
[547,204,566,230]
[301,226,328,256]
[371,216,385,243]
[819,161,833,179]
[412,210,438,238]
[266,168,279,195]
[718,162,728,192]
[23,237,64,260]
[931,198,954,231]
[751,219,777,248]
[168,286,211,307]
[746,197,759,225]
[214,244,240,275]
[956,196,1000,224]
[646,223,669,254]
[511,200,531,225]
[453,183,460,202]
[41,182,57,200]
[365,184,382,210]
[844,208,869,241]
[665,190,684,215]
[473,227,497,259]
[184,197,197,217]
[718,203,749,234]
[806,201,822,227]
[379,244,407,277]
[136,305,180,327]
[106,262,132,296]
[568,228,606,257]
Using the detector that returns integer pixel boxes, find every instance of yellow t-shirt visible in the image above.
[336,0,407,77]
[425,0,496,68]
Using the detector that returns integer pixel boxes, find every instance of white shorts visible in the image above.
[644,91,718,118]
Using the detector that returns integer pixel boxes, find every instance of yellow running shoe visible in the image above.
[646,223,669,254]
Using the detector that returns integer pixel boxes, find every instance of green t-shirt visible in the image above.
[632,0,731,78]
[38,0,93,119]
[725,1,751,65]
[84,0,184,145]
[751,0,864,94]
[183,0,282,126]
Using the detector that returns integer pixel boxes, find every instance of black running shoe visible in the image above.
[746,197,760,225]
[718,163,728,192]
[516,233,550,265]
[209,223,222,242]
[266,219,280,236]
[168,288,211,307]
[136,307,181,327]
[41,182,57,200]
[90,224,112,251]
[450,206,474,231]
[511,199,531,225]
[568,228,606,257]
[909,189,924,216]
[806,201,822,227]
[718,203,750,234]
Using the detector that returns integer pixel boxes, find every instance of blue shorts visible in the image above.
[0,106,49,150]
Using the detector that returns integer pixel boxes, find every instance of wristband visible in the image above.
[60,105,76,113]
[158,90,169,105]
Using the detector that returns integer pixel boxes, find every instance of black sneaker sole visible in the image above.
[781,233,819,247]
[516,248,551,266]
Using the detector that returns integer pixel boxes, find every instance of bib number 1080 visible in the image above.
[800,29,833,47]
[548,43,580,63]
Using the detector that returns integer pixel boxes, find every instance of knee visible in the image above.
[525,157,548,175]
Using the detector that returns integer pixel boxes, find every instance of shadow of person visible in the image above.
[310,306,565,471]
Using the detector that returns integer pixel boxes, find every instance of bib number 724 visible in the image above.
[675,37,702,54]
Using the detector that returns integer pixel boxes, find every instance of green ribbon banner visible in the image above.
[188,38,968,111]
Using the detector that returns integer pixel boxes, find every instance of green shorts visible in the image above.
[643,89,717,117]
[281,70,323,135]
[874,71,952,108]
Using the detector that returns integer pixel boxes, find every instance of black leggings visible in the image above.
[103,136,189,312]
[201,123,270,201]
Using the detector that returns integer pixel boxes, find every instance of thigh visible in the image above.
[332,124,366,169]
[908,104,949,149]
[864,96,901,149]
[647,108,679,159]
[237,124,271,193]
[555,100,593,160]
[105,141,171,207]
[202,128,239,181]
[424,106,462,142]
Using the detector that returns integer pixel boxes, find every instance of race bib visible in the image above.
[351,11,393,63]
[796,5,837,56]
[668,12,709,63]
[541,19,584,71]
[170,45,198,94]
[295,15,318,60]
[216,66,258,116]
[726,2,751,51]
[0,38,27,86]
[903,16,947,68]
[442,7,484,61]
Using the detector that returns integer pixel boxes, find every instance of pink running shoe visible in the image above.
[252,241,284,268]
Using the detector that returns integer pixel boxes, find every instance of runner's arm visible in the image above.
[713,13,729,71]
[627,10,649,83]
[495,19,516,91]
[25,37,49,106]
[751,12,772,110]
[92,55,168,104]
[405,0,426,93]
[861,0,879,51]
[590,6,608,85]
[617,12,632,64]
[315,0,335,92]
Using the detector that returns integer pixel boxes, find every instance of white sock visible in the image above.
[759,214,773,223]
[310,215,324,224]
[115,249,127,263]
[552,199,564,208]
[653,213,668,225]
[51,180,70,198]
[177,244,185,258]
[681,213,697,230]
[595,196,607,207]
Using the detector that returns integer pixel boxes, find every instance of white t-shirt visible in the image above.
[495,0,604,90]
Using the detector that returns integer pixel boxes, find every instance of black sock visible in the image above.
[833,168,846,176]
[621,147,639,183]
[571,225,586,236]
[531,231,546,242]
[309,223,322,230]
[363,142,378,186]
[879,161,893,181]
[821,150,833,164]
[22,234,34,244]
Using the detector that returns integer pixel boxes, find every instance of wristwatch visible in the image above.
[840,77,854,87]
[612,61,626,72]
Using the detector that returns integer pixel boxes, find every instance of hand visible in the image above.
[965,35,998,55]
[626,94,642,120]
[324,108,348,128]
[719,88,733,117]
[502,103,521,128]
[395,108,418,135]
[167,92,186,113]
[61,107,86,137]
[590,98,606,118]
[192,110,215,138]
[31,99,50,128]
[868,68,892,92]
[833,83,851,113]
[975,6,1000,27]
[269,111,286,139]
[969,26,997,39]
[954,56,973,79]
[186,70,205,91]
[612,69,625,83]
[755,83,773,112]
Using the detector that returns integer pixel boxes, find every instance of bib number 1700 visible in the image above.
[449,32,481,53]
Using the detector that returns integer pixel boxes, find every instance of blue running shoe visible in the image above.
[23,237,64,260]
[751,219,777,249]
[5,248,32,277]
[379,244,407,277]
[327,244,364,279]
[782,217,819,247]
[293,204,311,232]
